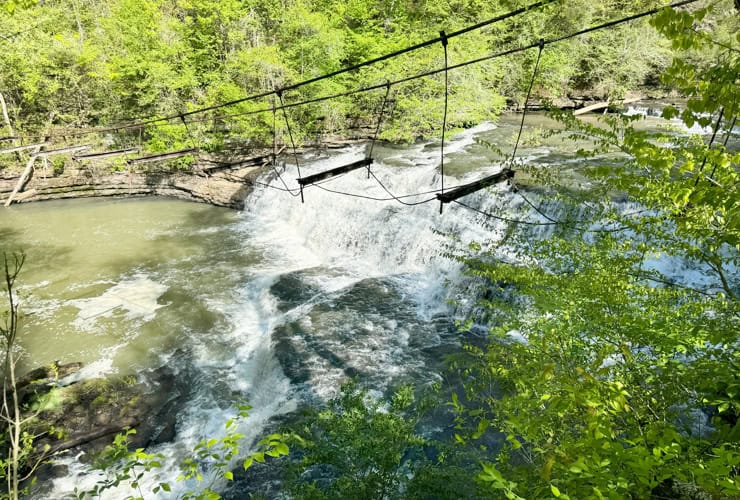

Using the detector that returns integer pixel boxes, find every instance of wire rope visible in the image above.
[505,39,563,225]
[439,31,449,213]
[277,90,305,202]
[180,114,198,150]
[694,106,724,186]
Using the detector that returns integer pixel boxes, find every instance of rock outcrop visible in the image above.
[0,152,271,209]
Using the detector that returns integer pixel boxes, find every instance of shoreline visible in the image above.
[0,96,664,210]
[0,139,372,210]
[0,152,273,210]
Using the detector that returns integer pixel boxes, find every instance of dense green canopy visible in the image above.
[0,0,690,150]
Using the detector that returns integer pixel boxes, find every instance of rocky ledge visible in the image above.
[0,151,273,210]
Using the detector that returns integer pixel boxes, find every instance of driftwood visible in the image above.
[42,420,138,457]
[574,97,641,116]
[0,142,48,155]
[4,150,38,206]
[13,189,37,201]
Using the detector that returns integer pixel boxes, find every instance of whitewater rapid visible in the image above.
[42,123,532,498]
[38,107,732,498]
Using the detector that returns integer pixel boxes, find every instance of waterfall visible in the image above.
[38,115,734,498]
[44,124,533,498]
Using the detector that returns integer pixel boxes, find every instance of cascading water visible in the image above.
[24,112,732,498]
[34,122,534,498]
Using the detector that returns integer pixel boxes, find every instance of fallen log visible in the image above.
[4,150,38,206]
[13,188,37,201]
[42,420,139,457]
[574,97,641,116]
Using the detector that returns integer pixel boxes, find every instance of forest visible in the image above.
[0,0,728,149]
[1,0,739,498]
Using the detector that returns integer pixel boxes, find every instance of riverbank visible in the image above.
[0,152,269,210]
[0,137,373,209]
[0,95,668,210]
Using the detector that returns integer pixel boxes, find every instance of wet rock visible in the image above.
[27,364,188,462]
[270,271,321,312]
[273,322,313,385]
[16,361,83,406]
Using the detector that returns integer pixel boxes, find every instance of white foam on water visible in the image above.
[443,121,497,155]
[244,143,514,283]
[58,355,117,386]
[506,329,528,345]
[70,275,168,331]
[46,269,295,499]
[43,121,733,499]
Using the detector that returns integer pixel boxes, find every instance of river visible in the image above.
[0,109,732,498]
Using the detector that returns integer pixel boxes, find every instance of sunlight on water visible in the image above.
[0,110,724,498]
[0,197,245,375]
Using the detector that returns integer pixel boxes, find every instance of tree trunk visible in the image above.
[4,152,38,207]
[0,92,14,140]
[44,421,138,457]
[574,97,641,116]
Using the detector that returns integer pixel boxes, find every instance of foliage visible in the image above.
[285,382,425,499]
[0,0,688,159]
[77,403,290,499]
[79,429,168,500]
[282,382,485,499]
[450,2,740,499]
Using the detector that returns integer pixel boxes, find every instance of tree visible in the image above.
[283,382,483,500]
[0,253,54,500]
[285,383,425,499]
[0,252,25,500]
[451,2,739,498]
